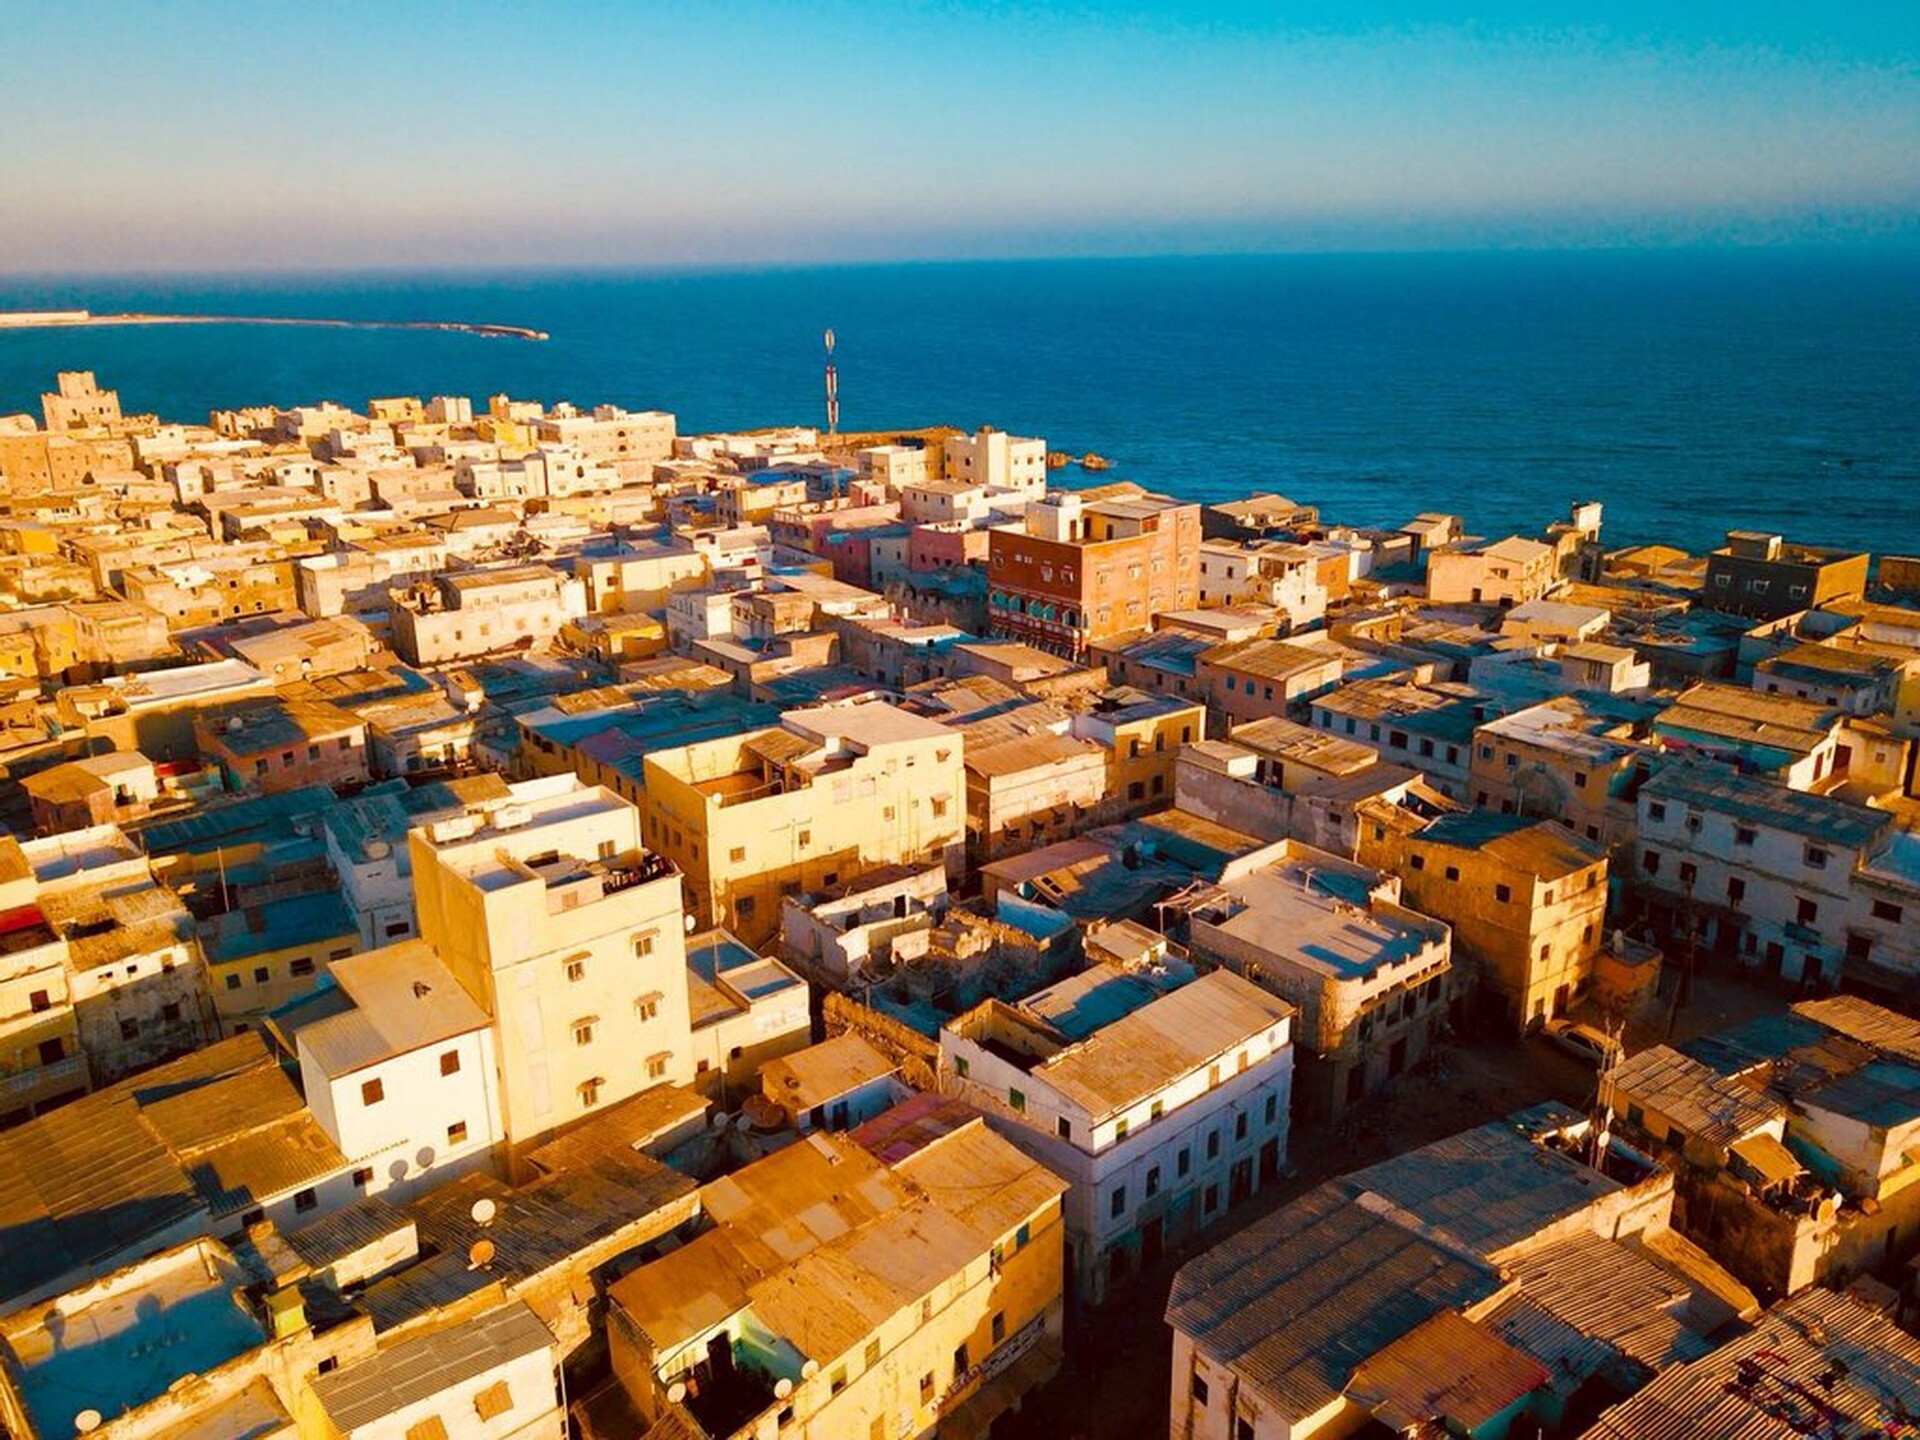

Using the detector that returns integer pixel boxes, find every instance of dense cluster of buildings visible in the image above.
[0,367,1917,1438]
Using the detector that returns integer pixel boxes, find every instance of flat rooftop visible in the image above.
[7,1241,265,1440]
[1201,860,1440,982]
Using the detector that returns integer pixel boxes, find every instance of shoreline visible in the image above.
[0,310,548,341]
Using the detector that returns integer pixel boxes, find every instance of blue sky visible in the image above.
[2,2,1915,271]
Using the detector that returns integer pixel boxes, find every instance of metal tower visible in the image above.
[823,328,838,442]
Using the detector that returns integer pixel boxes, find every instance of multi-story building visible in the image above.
[943,425,1048,497]
[389,565,587,667]
[607,1108,1068,1440]
[1425,535,1558,606]
[1307,678,1484,798]
[1068,686,1206,815]
[1469,698,1657,852]
[195,696,371,795]
[286,940,502,1200]
[941,966,1294,1305]
[1703,529,1869,619]
[987,485,1201,659]
[1632,761,1894,987]
[1358,807,1609,1032]
[535,402,676,462]
[408,775,695,1155]
[200,890,362,1034]
[0,838,85,1125]
[641,701,966,947]
[1178,843,1456,1118]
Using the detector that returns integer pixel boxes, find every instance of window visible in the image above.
[1643,849,1661,876]
[1874,900,1904,923]
[162,1002,181,1022]
[473,1380,514,1422]
[1444,865,1460,882]
[1056,1115,1071,1139]
[635,993,661,1021]
[294,1187,317,1213]
[1146,1166,1161,1197]
[119,1018,139,1041]
[1805,846,1829,870]
[1204,1184,1219,1212]
[290,956,315,977]
[1235,1113,1249,1140]
[1264,1093,1278,1124]
[565,957,586,983]
[729,846,746,863]
[954,1342,970,1376]
[1207,1130,1221,1159]
[1679,861,1698,887]
[225,973,242,991]
[1410,854,1425,870]
[1734,826,1757,847]
[1177,1147,1191,1177]
[1728,877,1746,902]
[1008,1088,1026,1112]
[28,989,49,1013]
[829,1367,847,1396]
[406,1417,449,1440]
[736,896,755,920]
[254,966,270,984]
[1110,1185,1127,1218]
[992,1311,1007,1343]
[1192,1373,1211,1405]
[351,1166,373,1188]
[1574,772,1588,789]
[1115,1118,1130,1141]
[633,933,655,959]
[931,795,949,817]
[1797,898,1819,925]
[865,1338,882,1370]
[362,1078,384,1106]
[440,1050,461,1076]
[1494,883,1511,903]
[579,1078,602,1106]
[447,1121,469,1145]
[1647,802,1667,822]
[920,1373,935,1405]
[573,1019,595,1046]
[647,1055,668,1080]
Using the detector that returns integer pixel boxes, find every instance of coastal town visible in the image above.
[3,365,1920,1440]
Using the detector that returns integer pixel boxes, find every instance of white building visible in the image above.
[291,942,502,1202]
[941,966,1294,1306]
[1634,762,1893,987]
[409,776,696,1156]
[944,426,1048,499]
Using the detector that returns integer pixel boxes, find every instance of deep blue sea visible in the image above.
[1,250,1915,555]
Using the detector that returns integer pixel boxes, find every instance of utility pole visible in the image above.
[823,328,838,443]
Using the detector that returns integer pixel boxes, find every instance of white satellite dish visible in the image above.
[801,1359,818,1380]
[667,1382,688,1405]
[471,1197,497,1226]
[74,1412,102,1436]
[468,1238,496,1269]
[774,1378,793,1400]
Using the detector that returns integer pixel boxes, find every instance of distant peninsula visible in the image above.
[0,308,548,341]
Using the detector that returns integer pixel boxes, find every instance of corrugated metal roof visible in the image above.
[1347,1310,1548,1432]
[312,1301,553,1428]
[1608,1045,1785,1147]
[1578,1289,1920,1439]
[1166,1182,1505,1420]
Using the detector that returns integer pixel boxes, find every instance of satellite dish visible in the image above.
[471,1197,497,1226]
[667,1382,688,1405]
[75,1412,102,1436]
[774,1378,793,1400]
[468,1238,496,1269]
[801,1360,818,1380]
[684,913,696,934]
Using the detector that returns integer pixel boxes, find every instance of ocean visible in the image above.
[1,249,1915,555]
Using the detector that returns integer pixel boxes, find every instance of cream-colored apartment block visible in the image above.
[642,702,966,948]
[409,776,695,1155]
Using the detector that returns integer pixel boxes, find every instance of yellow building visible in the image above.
[1069,688,1206,814]
[408,775,697,1156]
[642,701,966,947]
[607,1107,1067,1440]
[200,889,361,1035]
[1358,807,1608,1032]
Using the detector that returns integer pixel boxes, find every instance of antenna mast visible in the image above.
[823,328,838,442]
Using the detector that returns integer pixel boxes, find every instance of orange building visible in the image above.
[987,483,1200,659]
